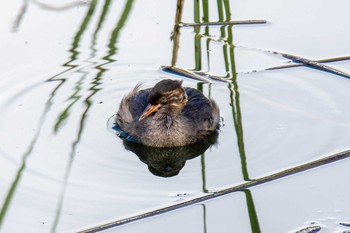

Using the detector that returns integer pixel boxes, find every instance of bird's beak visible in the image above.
[139,103,162,120]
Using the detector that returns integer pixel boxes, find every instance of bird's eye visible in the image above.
[160,96,167,104]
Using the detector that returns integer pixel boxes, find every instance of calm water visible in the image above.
[1,0,350,232]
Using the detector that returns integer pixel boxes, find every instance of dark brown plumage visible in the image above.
[116,79,220,147]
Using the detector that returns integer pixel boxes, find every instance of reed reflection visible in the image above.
[167,0,262,231]
[121,132,218,177]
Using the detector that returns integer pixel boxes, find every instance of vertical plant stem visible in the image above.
[194,0,200,23]
[193,0,202,71]
[171,0,184,66]
[222,0,231,20]
[201,0,209,35]
[201,0,210,71]
[194,34,202,71]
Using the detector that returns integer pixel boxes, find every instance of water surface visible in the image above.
[0,0,350,232]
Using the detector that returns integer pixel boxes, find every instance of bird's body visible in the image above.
[116,79,220,147]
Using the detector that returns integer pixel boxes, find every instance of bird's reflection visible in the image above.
[121,131,218,177]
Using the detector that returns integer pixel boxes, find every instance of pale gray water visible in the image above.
[0,0,350,232]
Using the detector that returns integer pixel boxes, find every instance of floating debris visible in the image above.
[340,222,350,227]
[294,225,322,233]
[276,52,350,79]
[179,20,267,27]
[193,71,231,83]
[80,149,350,233]
[266,56,350,71]
[236,45,350,79]
[161,66,211,83]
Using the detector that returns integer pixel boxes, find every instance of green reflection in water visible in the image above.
[51,0,135,231]
[54,76,84,132]
[219,1,261,232]
[47,0,100,231]
[0,136,36,229]
[12,0,85,32]
[12,0,29,32]
[172,0,211,194]
[68,0,98,65]
[0,0,134,231]
[104,0,135,62]
[53,0,98,132]
[0,0,85,219]
[1,0,91,216]
[197,82,210,193]
[188,8,258,229]
[0,10,93,227]
[94,0,112,38]
[201,154,209,193]
[0,82,65,229]
[223,25,262,231]
[201,204,208,233]
[243,190,261,233]
[225,40,261,231]
[53,0,114,133]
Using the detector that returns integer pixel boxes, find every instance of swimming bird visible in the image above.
[115,79,220,147]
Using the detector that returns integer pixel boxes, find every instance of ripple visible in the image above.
[2,0,350,232]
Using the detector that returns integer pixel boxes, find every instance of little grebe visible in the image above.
[116,79,220,147]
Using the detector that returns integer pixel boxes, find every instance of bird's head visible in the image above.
[139,79,187,120]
